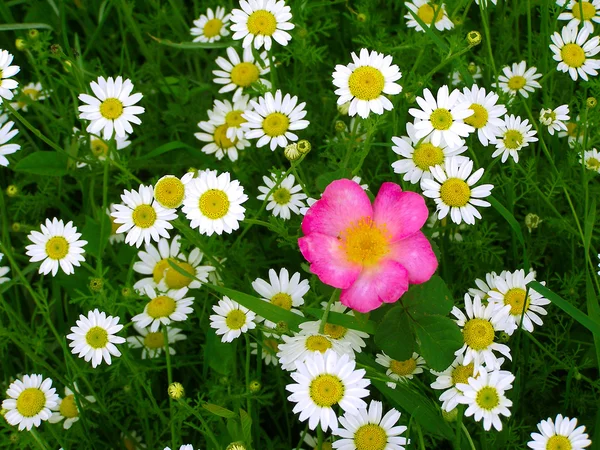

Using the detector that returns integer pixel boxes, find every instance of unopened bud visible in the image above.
[357,13,367,22]
[89,278,103,292]
[498,331,511,343]
[297,140,311,154]
[6,185,18,197]
[525,213,542,233]
[284,143,301,161]
[15,39,26,51]
[249,380,261,393]
[11,222,20,232]
[442,408,458,422]
[467,31,482,46]
[468,62,478,74]
[28,29,39,39]
[337,101,350,115]
[587,97,597,109]
[121,287,133,298]
[168,382,185,399]
[226,443,247,450]
[275,321,289,333]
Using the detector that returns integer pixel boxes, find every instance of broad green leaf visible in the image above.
[315,169,351,192]
[149,34,234,49]
[304,308,376,334]
[403,275,454,316]
[14,151,68,176]
[0,23,53,31]
[489,196,525,246]
[136,141,196,161]
[240,408,252,445]
[80,215,111,258]
[406,10,448,51]
[374,306,415,361]
[202,403,237,419]
[205,329,234,374]
[413,314,463,371]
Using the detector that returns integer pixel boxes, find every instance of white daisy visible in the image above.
[450,64,483,87]
[0,50,20,102]
[207,94,253,141]
[540,104,570,136]
[527,414,592,449]
[195,114,251,162]
[111,184,178,248]
[190,6,231,43]
[550,24,600,81]
[459,85,507,146]
[230,0,294,51]
[164,445,194,450]
[496,61,542,98]
[132,286,194,332]
[11,81,48,111]
[209,296,257,342]
[242,89,310,150]
[2,374,59,431]
[451,294,512,368]
[126,324,186,359]
[430,354,479,412]
[559,115,585,147]
[421,157,494,225]
[332,48,402,119]
[391,122,468,184]
[0,253,9,284]
[212,47,270,101]
[250,336,281,366]
[492,114,538,163]
[25,218,87,276]
[405,0,454,32]
[487,269,550,334]
[456,366,515,431]
[468,271,507,300]
[375,351,426,389]
[48,385,95,430]
[0,119,20,167]
[181,170,248,236]
[582,148,600,172]
[153,173,194,209]
[408,85,475,149]
[277,332,353,371]
[257,173,307,220]
[67,309,126,368]
[558,0,600,33]
[286,350,371,432]
[78,76,144,139]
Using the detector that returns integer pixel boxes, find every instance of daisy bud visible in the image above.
[28,29,39,39]
[297,27,308,39]
[335,120,347,133]
[9,432,19,443]
[121,287,133,298]
[168,382,185,399]
[404,91,416,103]
[573,368,582,381]
[5,185,18,197]
[297,139,311,154]
[498,331,511,343]
[249,380,261,393]
[442,408,458,423]
[468,62,478,74]
[275,320,289,333]
[15,39,26,51]
[123,385,132,393]
[89,278,103,292]
[284,143,301,161]
[587,97,597,109]
[467,31,482,46]
[50,44,61,55]
[525,213,542,233]
[337,101,350,115]
[226,443,247,450]
[357,13,367,22]
[11,222,20,232]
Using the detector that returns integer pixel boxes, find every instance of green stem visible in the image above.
[29,429,51,450]
[479,2,497,79]
[164,325,177,450]
[244,333,252,417]
[319,289,339,334]
[461,423,476,450]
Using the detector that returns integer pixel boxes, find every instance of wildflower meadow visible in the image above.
[1,0,600,449]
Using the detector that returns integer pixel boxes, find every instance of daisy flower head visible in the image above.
[213,47,270,101]
[560,116,585,147]
[209,296,257,343]
[333,400,409,450]
[242,89,309,150]
[528,414,592,450]
[190,6,231,43]
[2,374,59,430]
[487,269,550,334]
[106,205,125,245]
[582,148,600,172]
[391,122,468,184]
[0,253,9,284]
[111,184,177,248]
[195,114,251,162]
[332,48,402,119]
[0,49,20,102]
[181,170,248,236]
[451,294,512,368]
[78,76,144,139]
[405,0,454,32]
[550,24,600,81]
[207,94,252,141]
[430,354,479,412]
[49,385,95,430]
[257,173,307,220]
[25,218,87,276]
[421,157,494,225]
[408,85,475,149]
[67,309,126,368]
[459,85,507,146]
[468,270,507,300]
[277,332,353,371]
[250,336,281,366]
[492,114,538,163]
[132,286,194,332]
[0,119,20,167]
[456,366,515,431]
[230,0,294,51]
[540,105,570,135]
[153,173,194,209]
[496,61,542,97]
[286,350,371,432]
[558,0,600,33]
[126,324,186,359]
[11,82,48,111]
[375,351,426,388]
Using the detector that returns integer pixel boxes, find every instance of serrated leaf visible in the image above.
[413,314,463,371]
[374,306,415,361]
[14,151,68,176]
[403,275,454,316]
[202,403,237,419]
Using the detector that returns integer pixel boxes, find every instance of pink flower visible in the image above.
[299,179,438,313]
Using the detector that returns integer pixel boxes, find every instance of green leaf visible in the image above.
[413,313,463,371]
[239,408,253,445]
[13,151,68,176]
[0,23,53,31]
[489,196,525,246]
[406,10,448,51]
[80,215,111,258]
[149,34,234,49]
[403,275,454,316]
[374,306,415,361]
[202,403,237,419]
[315,168,351,192]
[205,329,234,374]
[136,141,196,161]
[584,198,596,253]
[304,308,376,334]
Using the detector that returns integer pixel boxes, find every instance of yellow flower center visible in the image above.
[464,103,489,129]
[199,189,230,220]
[507,75,526,90]
[451,363,475,385]
[572,1,596,20]
[143,331,165,349]
[214,124,237,149]
[203,18,223,38]
[341,218,390,266]
[324,323,348,340]
[85,326,109,349]
[110,214,120,235]
[503,129,524,150]
[430,108,453,130]
[225,110,247,128]
[354,424,388,450]
[546,435,572,450]
[348,66,385,101]
[225,309,247,330]
[247,10,277,36]
[91,139,109,158]
[417,3,444,23]
[165,260,195,289]
[309,374,345,407]
[99,97,124,120]
[463,318,495,350]
[412,142,445,171]
[440,178,471,207]
[262,112,290,137]
[586,157,600,169]
[16,388,46,417]
[154,176,185,209]
[264,338,279,352]
[389,358,417,376]
[230,62,260,87]
[131,204,157,228]
[271,292,293,310]
[147,295,177,319]
[475,386,500,410]
[272,187,291,205]
[504,288,530,315]
[23,87,41,99]
[305,335,333,353]
[566,122,581,138]
[45,236,69,260]
[59,395,79,419]
[561,43,586,68]
[124,437,137,450]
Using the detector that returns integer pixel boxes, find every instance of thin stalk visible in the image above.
[319,289,339,334]
[164,326,177,450]
[461,423,477,450]
[29,429,51,450]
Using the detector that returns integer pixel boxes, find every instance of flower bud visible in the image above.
[442,408,458,422]
[168,382,185,399]
[275,321,289,333]
[28,29,39,39]
[5,185,18,197]
[226,443,247,450]
[587,97,597,109]
[89,278,103,292]
[15,39,26,51]
[337,101,350,115]
[11,222,20,232]
[525,213,542,233]
[467,31,482,46]
[297,139,311,155]
[335,120,347,133]
[357,13,367,22]
[121,287,133,298]
[249,380,261,393]
[284,143,301,161]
